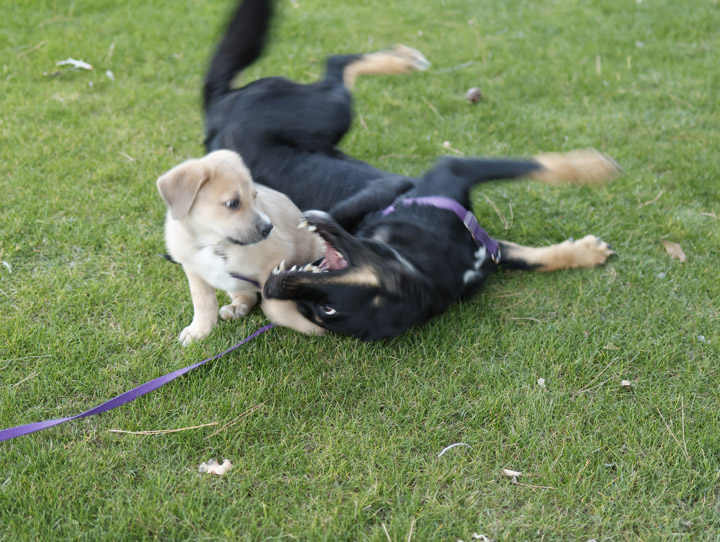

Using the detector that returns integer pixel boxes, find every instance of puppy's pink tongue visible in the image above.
[320,241,348,270]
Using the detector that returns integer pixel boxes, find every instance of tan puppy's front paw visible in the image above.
[179,323,214,346]
[219,303,250,320]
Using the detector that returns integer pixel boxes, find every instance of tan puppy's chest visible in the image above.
[184,245,258,293]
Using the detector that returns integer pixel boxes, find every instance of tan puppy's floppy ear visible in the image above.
[156,159,209,220]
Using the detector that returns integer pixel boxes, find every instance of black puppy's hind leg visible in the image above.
[326,46,430,90]
[420,149,621,199]
[498,237,616,271]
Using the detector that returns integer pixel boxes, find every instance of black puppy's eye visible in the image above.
[319,305,337,316]
[225,199,240,209]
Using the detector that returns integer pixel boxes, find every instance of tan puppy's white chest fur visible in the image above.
[157,150,324,345]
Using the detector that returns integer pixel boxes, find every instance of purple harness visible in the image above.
[382,196,501,263]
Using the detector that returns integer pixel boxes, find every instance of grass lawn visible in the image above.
[1,0,719,539]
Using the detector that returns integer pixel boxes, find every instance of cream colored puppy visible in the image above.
[157,150,324,345]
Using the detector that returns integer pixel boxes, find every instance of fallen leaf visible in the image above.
[56,57,93,70]
[662,241,686,262]
[537,378,546,388]
[502,468,521,478]
[199,458,232,476]
[620,380,632,388]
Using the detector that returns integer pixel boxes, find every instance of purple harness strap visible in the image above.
[232,273,261,289]
[0,323,276,442]
[382,196,500,262]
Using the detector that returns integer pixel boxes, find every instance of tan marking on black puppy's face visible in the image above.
[262,211,427,341]
[157,150,273,245]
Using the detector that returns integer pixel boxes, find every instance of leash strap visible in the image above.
[382,196,500,262]
[0,323,276,442]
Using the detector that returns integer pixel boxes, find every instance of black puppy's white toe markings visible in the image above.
[204,0,621,340]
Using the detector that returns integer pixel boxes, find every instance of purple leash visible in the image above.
[383,196,501,262]
[0,323,276,442]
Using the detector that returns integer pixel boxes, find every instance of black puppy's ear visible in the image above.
[157,159,209,220]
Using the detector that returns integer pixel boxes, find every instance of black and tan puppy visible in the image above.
[203,0,620,340]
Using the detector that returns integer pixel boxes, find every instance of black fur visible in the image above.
[203,0,547,340]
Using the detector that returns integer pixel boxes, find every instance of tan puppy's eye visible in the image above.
[225,199,240,209]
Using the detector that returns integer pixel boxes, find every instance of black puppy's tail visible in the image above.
[203,0,273,112]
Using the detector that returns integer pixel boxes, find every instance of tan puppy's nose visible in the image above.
[260,221,273,239]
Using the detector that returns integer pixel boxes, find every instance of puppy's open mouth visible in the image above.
[270,217,350,276]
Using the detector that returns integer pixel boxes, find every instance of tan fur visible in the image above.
[157,150,324,345]
[530,149,621,186]
[261,299,325,336]
[500,235,616,272]
[343,45,430,89]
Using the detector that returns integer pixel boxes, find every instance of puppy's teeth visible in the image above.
[297,219,309,230]
[307,225,317,232]
[291,265,298,271]
[336,251,345,259]
[279,259,286,271]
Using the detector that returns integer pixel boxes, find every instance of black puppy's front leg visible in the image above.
[328,177,415,230]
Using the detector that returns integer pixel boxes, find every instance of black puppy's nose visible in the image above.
[260,222,273,238]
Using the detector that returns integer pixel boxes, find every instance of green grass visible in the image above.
[1,0,719,539]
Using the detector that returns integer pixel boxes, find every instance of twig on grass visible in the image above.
[11,372,38,389]
[205,402,265,439]
[668,93,695,110]
[407,517,416,542]
[576,457,591,483]
[109,422,218,435]
[575,357,617,395]
[656,406,690,462]
[438,442,471,457]
[481,194,510,230]
[435,61,475,74]
[513,481,556,491]
[681,397,688,460]
[640,189,664,207]
[16,41,46,57]
[507,316,543,324]
[421,96,443,120]
[382,523,392,542]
